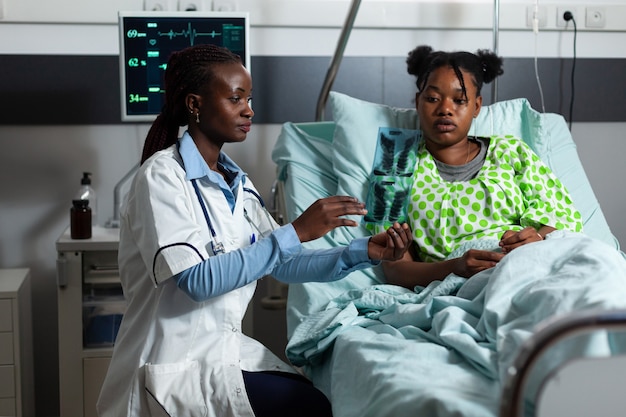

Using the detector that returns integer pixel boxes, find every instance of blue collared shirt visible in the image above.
[174,131,375,301]
[179,131,245,212]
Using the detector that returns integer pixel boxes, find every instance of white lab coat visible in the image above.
[97,144,297,417]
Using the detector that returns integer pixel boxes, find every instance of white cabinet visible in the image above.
[0,268,34,417]
[56,227,121,417]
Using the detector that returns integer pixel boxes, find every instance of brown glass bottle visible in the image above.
[70,199,92,239]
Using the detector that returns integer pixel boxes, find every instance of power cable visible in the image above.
[563,11,577,131]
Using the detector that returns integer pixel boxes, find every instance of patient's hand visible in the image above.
[368,222,413,261]
[453,249,505,278]
[499,226,544,253]
[291,196,367,243]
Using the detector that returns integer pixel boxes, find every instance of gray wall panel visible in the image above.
[252,56,385,123]
[1,55,624,125]
[250,56,328,124]
[0,55,121,125]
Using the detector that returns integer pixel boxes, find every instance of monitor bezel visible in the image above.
[118,10,251,123]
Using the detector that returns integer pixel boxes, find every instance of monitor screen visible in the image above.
[118,11,250,122]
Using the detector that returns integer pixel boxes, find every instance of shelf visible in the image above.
[81,347,115,358]
[56,226,120,252]
[84,271,121,285]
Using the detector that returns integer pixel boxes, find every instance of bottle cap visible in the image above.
[81,172,92,185]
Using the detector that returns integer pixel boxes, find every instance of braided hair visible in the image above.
[141,44,243,164]
[406,45,503,100]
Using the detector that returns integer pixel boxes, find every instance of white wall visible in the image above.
[1,1,625,415]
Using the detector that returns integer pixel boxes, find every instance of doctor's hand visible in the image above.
[291,196,368,243]
[367,222,413,261]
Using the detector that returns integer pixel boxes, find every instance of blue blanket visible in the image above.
[286,232,626,417]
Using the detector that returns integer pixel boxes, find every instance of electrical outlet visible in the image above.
[526,4,547,29]
[557,6,579,28]
[144,0,177,11]
[179,2,199,11]
[178,0,212,11]
[586,6,606,28]
[213,0,238,11]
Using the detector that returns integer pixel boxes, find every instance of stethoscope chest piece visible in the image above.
[211,240,225,255]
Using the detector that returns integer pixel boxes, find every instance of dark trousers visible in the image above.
[242,370,333,417]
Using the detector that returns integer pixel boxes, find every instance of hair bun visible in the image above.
[476,49,504,84]
[406,45,434,77]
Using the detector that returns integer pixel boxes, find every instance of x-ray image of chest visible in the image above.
[364,127,421,228]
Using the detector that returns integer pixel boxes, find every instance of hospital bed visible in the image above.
[271,91,626,417]
[269,1,626,414]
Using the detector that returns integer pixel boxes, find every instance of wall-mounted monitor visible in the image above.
[118,11,250,122]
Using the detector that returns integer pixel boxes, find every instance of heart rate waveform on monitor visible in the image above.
[119,13,249,121]
[158,22,222,45]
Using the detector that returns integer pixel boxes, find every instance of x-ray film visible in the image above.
[364,127,421,231]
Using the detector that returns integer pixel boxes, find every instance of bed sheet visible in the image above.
[286,232,626,417]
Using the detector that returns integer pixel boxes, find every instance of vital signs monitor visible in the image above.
[118,11,250,122]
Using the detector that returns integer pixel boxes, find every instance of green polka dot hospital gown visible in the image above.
[407,135,583,262]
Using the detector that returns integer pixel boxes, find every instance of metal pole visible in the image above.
[491,0,500,102]
[315,0,362,121]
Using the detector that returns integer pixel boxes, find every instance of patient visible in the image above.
[382,45,584,289]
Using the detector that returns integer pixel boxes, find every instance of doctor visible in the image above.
[97,44,412,417]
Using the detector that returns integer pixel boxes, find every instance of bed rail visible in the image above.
[261,180,288,310]
[499,308,626,417]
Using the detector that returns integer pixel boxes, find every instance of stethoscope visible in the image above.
[191,179,276,255]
